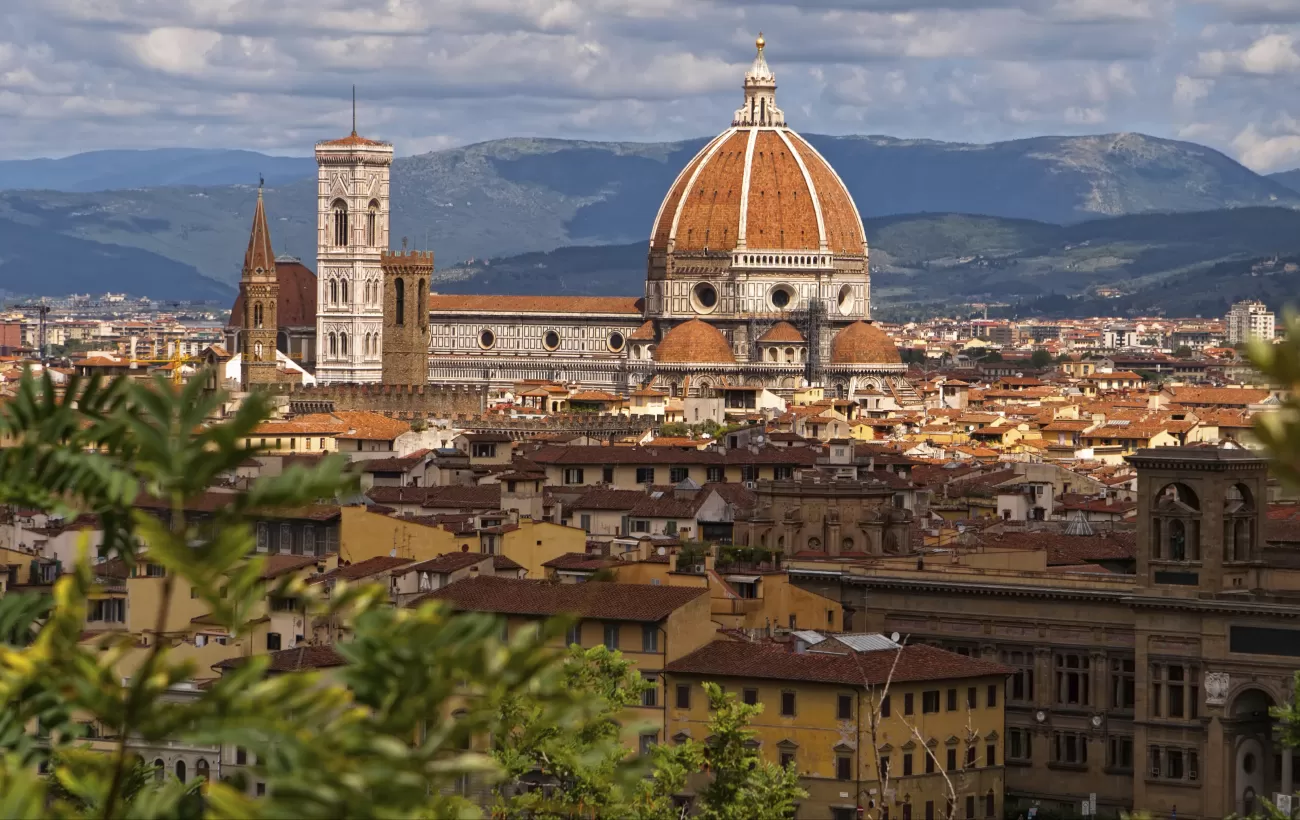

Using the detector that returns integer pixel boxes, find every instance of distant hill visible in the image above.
[0,217,231,300]
[0,149,315,193]
[435,207,1300,321]
[0,132,1296,288]
[1268,169,1300,195]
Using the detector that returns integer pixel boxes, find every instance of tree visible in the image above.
[658,422,689,438]
[1173,345,1193,358]
[491,644,653,819]
[1029,349,1053,369]
[637,683,805,820]
[0,371,592,818]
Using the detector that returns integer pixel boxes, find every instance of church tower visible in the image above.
[381,248,433,385]
[314,105,392,384]
[240,183,279,388]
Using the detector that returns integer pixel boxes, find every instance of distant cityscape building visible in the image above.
[1226,300,1275,345]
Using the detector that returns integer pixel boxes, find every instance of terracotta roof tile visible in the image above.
[215,645,346,673]
[417,576,706,621]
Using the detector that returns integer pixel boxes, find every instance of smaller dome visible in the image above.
[758,321,805,344]
[831,321,901,365]
[655,319,735,364]
[628,320,656,341]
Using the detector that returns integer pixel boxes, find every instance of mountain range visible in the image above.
[2,134,1300,305]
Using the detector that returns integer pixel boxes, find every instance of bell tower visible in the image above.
[314,93,392,384]
[240,182,279,388]
[381,248,432,386]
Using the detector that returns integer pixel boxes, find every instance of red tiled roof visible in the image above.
[665,640,1010,686]
[407,552,492,574]
[416,576,706,622]
[215,645,346,673]
[311,556,412,584]
[228,259,318,328]
[259,554,320,579]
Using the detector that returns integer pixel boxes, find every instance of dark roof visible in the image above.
[492,555,525,572]
[529,444,818,467]
[665,640,1010,686]
[215,644,346,673]
[542,552,618,571]
[407,552,492,574]
[365,484,502,509]
[311,556,413,584]
[417,576,706,622]
[260,554,320,579]
[979,531,1136,565]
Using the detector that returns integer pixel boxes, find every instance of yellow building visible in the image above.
[664,638,1009,820]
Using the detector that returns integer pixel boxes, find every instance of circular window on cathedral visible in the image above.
[608,331,626,352]
[543,330,561,351]
[478,329,496,350]
[691,282,719,313]
[838,284,855,316]
[769,285,795,310]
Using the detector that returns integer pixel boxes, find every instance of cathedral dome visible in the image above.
[649,37,865,257]
[758,321,804,343]
[830,321,901,365]
[655,319,736,364]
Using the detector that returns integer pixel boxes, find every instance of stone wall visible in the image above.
[269,382,485,419]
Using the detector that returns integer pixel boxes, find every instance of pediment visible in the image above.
[945,735,961,746]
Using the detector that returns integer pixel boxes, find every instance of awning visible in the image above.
[725,574,760,584]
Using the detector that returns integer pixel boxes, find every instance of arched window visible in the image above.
[340,279,349,305]
[330,279,338,305]
[340,332,348,356]
[332,199,349,247]
[195,758,209,781]
[153,759,165,782]
[366,200,379,246]
[328,332,337,357]
[395,278,406,327]
[417,279,425,326]
[175,759,186,782]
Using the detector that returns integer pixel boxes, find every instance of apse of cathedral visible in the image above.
[231,35,905,396]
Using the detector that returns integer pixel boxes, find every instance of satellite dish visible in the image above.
[890,632,901,643]
[657,546,667,556]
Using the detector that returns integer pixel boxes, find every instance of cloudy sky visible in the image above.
[5,0,1300,171]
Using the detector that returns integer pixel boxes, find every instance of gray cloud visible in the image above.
[3,0,1300,172]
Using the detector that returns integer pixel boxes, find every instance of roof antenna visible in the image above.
[352,85,357,136]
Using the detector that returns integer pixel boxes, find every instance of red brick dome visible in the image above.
[654,319,735,364]
[758,321,805,343]
[830,321,900,365]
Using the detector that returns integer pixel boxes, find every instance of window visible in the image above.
[774,465,794,481]
[946,748,957,770]
[965,797,975,819]
[602,467,615,483]
[1008,728,1032,762]
[175,760,186,782]
[366,200,378,246]
[642,675,658,707]
[987,684,998,707]
[967,686,977,709]
[195,758,209,780]
[779,749,795,769]
[922,690,940,714]
[902,752,913,776]
[669,467,689,483]
[236,746,248,765]
[579,514,592,531]
[676,684,691,710]
[966,745,976,768]
[837,694,853,720]
[1149,745,1199,781]
[642,624,659,652]
[707,466,724,483]
[925,749,936,773]
[1151,663,1198,719]
[881,695,891,717]
[89,598,125,622]
[947,688,958,711]
[836,755,853,781]
[986,744,996,766]
[1055,653,1091,706]
[603,623,620,650]
[925,802,935,820]
[630,519,650,534]
[1052,731,1088,766]
[470,442,496,458]
[781,691,796,717]
[985,791,995,819]
[1108,736,1133,771]
[639,732,658,757]
[743,688,759,706]
[1110,657,1135,710]
[563,468,585,485]
[332,199,348,247]
[635,467,655,484]
[566,623,581,646]
[256,522,269,552]
[266,632,281,651]
[256,782,266,797]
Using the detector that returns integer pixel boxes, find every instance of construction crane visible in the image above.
[14,304,50,363]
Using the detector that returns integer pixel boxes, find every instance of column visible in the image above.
[1206,716,1225,819]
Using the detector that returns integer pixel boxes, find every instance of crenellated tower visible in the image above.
[240,183,279,388]
[381,249,433,386]
[314,113,392,384]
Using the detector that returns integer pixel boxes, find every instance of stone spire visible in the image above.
[243,180,276,280]
[733,33,785,127]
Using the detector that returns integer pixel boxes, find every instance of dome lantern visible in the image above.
[734,33,784,127]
